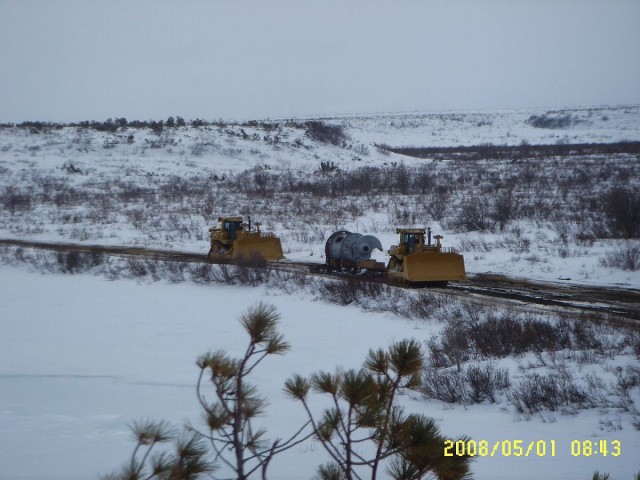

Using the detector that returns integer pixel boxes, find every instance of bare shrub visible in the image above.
[235,255,270,286]
[315,277,387,307]
[600,242,640,271]
[453,197,494,232]
[467,313,521,357]
[401,291,444,319]
[209,263,239,284]
[609,365,640,415]
[1,186,33,215]
[583,373,614,409]
[500,233,531,254]
[147,131,177,149]
[492,189,518,231]
[353,143,369,156]
[267,269,310,294]
[126,257,151,278]
[508,370,586,414]
[519,316,566,353]
[316,277,358,305]
[465,363,510,403]
[422,367,466,403]
[190,141,209,156]
[427,320,471,371]
[162,261,187,283]
[188,264,219,284]
[318,160,338,172]
[55,250,105,273]
[467,311,564,357]
[603,188,640,238]
[565,318,603,351]
[423,362,511,405]
[526,113,578,129]
[456,236,494,252]
[425,193,448,222]
[126,208,147,230]
[429,308,575,368]
[304,121,349,146]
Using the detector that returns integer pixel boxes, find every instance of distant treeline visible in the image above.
[0,117,307,133]
[377,141,640,161]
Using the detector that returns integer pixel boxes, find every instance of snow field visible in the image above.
[1,266,639,479]
[1,105,639,479]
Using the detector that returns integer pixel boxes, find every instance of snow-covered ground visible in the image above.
[1,105,639,479]
[1,267,638,480]
[343,105,640,148]
[1,105,639,288]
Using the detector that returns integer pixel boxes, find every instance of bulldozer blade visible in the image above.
[232,236,284,261]
[399,251,466,283]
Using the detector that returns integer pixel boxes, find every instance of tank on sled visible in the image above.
[324,230,386,272]
[322,227,465,286]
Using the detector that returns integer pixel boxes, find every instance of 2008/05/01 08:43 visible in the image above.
[444,439,622,458]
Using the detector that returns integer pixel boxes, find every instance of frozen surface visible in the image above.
[1,267,639,479]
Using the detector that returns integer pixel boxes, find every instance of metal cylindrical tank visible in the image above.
[325,230,383,268]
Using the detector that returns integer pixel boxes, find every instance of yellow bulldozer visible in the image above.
[208,216,284,263]
[386,227,465,285]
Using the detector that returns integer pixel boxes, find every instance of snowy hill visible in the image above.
[1,104,639,287]
[1,105,639,480]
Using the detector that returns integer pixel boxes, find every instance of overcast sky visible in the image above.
[1,0,639,123]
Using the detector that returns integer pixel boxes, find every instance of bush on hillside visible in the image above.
[305,121,350,146]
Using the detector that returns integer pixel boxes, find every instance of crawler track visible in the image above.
[2,238,639,324]
[449,275,640,324]
[0,238,208,264]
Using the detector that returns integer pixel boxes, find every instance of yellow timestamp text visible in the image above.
[570,439,621,457]
[444,439,622,458]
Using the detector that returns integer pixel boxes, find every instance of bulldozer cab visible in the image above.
[397,228,428,254]
[400,231,422,253]
[222,217,243,240]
